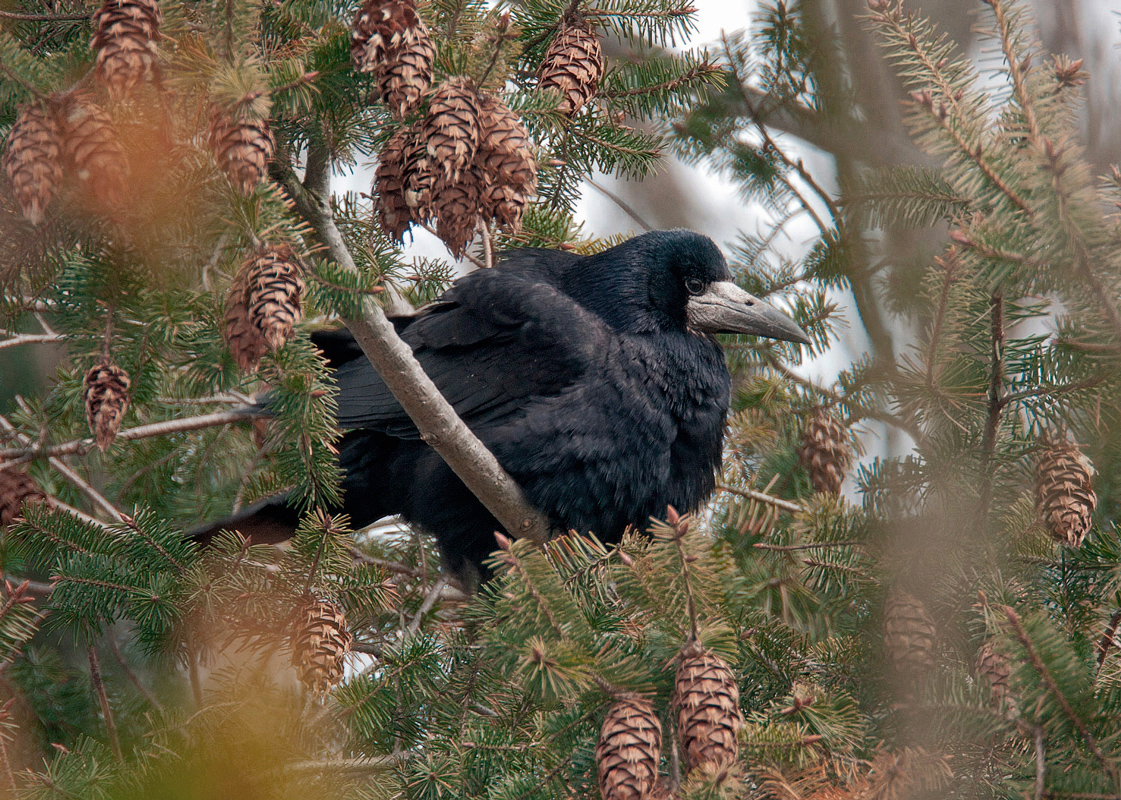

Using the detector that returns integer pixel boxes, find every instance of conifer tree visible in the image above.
[0,0,1120,798]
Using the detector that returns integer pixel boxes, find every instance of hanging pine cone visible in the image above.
[883,589,936,675]
[481,182,530,231]
[403,133,437,222]
[289,596,353,694]
[674,641,743,773]
[537,17,603,116]
[476,94,536,186]
[83,358,131,450]
[975,639,1012,709]
[596,696,662,800]
[1036,438,1096,548]
[433,168,482,258]
[797,406,851,495]
[91,0,162,100]
[375,126,415,240]
[350,0,435,118]
[422,77,480,184]
[59,96,129,211]
[224,245,304,371]
[3,101,63,225]
[0,468,45,528]
[475,93,536,233]
[208,103,274,195]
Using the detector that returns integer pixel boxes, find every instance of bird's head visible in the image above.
[580,230,811,345]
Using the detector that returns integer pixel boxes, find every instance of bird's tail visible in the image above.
[189,494,302,547]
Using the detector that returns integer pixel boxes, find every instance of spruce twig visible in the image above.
[667,507,699,641]
[88,645,122,761]
[1002,606,1117,784]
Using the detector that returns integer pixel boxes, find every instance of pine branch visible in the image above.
[715,484,802,513]
[989,0,1039,143]
[1002,606,1117,784]
[0,331,63,350]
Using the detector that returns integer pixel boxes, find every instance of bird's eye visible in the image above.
[685,278,705,295]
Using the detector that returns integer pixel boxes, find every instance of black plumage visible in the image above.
[202,230,809,581]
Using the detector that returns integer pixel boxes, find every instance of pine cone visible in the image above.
[289,596,353,694]
[476,94,536,186]
[3,102,63,225]
[883,589,936,674]
[422,77,480,184]
[350,0,435,118]
[1036,438,1096,548]
[475,94,536,232]
[797,406,851,495]
[208,104,274,195]
[537,18,603,115]
[224,245,304,371]
[91,0,162,100]
[596,696,662,800]
[975,639,1012,708]
[674,641,743,773]
[403,133,437,221]
[59,96,129,211]
[481,182,529,231]
[0,468,45,528]
[433,168,481,258]
[83,358,131,450]
[375,126,416,240]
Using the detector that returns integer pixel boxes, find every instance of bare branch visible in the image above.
[0,410,256,465]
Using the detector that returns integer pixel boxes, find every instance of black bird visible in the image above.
[203,230,809,581]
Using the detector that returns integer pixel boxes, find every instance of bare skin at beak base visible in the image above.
[686,281,811,344]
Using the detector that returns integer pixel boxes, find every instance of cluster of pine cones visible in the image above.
[596,640,743,800]
[374,78,538,256]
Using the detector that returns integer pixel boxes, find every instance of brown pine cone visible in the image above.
[83,358,131,450]
[0,468,45,528]
[481,182,529,232]
[422,77,480,184]
[224,245,304,371]
[375,126,416,240]
[3,101,63,225]
[289,596,353,694]
[1036,438,1096,548]
[884,589,936,674]
[403,133,437,221]
[476,94,536,186]
[674,641,743,773]
[975,639,1012,708]
[596,696,662,800]
[537,18,603,115]
[59,96,129,211]
[352,0,435,118]
[797,406,851,495]
[433,167,481,258]
[208,103,274,195]
[91,0,162,99]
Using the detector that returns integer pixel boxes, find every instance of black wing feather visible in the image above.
[329,267,608,437]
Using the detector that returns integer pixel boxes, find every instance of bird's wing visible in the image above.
[328,270,608,437]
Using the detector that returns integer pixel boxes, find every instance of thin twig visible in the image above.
[87,645,123,761]
[716,484,802,513]
[1096,610,1121,675]
[405,575,449,637]
[753,540,860,552]
[0,331,63,350]
[585,177,653,231]
[3,404,124,522]
[1034,725,1046,800]
[0,409,256,464]
[107,634,163,712]
[0,9,92,21]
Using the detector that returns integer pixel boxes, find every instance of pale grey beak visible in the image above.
[686,281,811,344]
